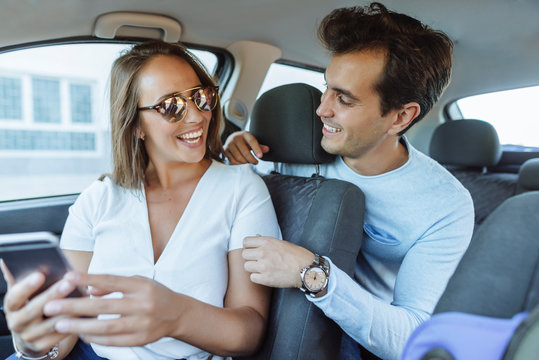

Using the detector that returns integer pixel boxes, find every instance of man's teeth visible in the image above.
[178,129,203,143]
[324,124,342,133]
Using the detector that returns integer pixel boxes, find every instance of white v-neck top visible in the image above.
[61,161,281,360]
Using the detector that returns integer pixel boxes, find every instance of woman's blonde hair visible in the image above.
[110,40,223,190]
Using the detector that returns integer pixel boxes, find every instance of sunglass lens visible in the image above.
[160,96,186,121]
[194,87,217,112]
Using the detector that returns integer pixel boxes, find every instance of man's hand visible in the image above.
[242,236,315,288]
[224,131,269,165]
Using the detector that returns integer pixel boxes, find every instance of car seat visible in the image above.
[516,158,539,194]
[401,191,539,359]
[236,83,365,360]
[429,119,518,226]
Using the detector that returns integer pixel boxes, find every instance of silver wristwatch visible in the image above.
[300,254,330,298]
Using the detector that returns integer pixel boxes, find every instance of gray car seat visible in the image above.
[401,191,539,359]
[236,83,365,360]
[429,119,518,226]
[516,158,539,194]
[435,191,539,317]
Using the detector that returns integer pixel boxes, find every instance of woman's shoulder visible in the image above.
[211,161,259,181]
[209,161,268,194]
[77,175,137,205]
[81,175,117,195]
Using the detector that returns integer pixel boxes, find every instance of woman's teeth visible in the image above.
[178,129,203,143]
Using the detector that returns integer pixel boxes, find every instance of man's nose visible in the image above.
[316,93,333,118]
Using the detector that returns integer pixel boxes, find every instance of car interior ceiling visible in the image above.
[0,1,538,359]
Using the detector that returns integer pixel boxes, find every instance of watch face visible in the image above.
[304,267,327,292]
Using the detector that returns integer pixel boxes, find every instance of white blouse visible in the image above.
[61,161,281,360]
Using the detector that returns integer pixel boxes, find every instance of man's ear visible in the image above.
[388,102,421,135]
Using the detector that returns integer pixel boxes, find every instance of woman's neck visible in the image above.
[145,158,212,190]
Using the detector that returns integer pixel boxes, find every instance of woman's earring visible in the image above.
[136,130,145,141]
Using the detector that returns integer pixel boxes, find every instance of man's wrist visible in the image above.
[299,254,330,298]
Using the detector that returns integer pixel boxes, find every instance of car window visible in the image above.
[257,62,325,98]
[0,42,218,202]
[454,86,539,151]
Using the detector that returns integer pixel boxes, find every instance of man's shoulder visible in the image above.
[408,146,474,211]
[410,146,468,189]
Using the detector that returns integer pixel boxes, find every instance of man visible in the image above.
[225,3,474,360]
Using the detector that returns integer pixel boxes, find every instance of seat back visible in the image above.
[434,191,539,316]
[237,83,365,360]
[401,192,539,360]
[429,119,517,226]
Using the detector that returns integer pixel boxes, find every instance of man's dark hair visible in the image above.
[318,2,453,133]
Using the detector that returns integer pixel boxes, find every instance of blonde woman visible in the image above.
[2,40,280,360]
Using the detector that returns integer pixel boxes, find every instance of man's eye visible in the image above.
[336,93,353,107]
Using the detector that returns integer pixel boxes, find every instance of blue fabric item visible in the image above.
[400,311,529,360]
[6,341,107,360]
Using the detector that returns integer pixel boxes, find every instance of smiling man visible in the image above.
[224,3,474,359]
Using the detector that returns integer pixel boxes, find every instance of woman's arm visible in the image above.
[172,248,270,355]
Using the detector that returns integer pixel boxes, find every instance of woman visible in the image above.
[1,40,280,360]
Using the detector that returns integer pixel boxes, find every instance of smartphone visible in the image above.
[0,231,83,297]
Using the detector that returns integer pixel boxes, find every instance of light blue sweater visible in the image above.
[258,139,474,360]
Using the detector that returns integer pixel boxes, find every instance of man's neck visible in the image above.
[343,137,409,176]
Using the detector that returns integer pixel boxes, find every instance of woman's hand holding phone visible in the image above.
[41,272,183,347]
[0,260,80,356]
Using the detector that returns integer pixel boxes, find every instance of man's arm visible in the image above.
[224,131,270,165]
[242,202,474,360]
[242,235,315,288]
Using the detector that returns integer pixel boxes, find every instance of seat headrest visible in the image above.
[249,83,335,164]
[429,119,502,167]
[517,158,539,193]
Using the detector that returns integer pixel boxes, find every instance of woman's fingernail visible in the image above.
[29,272,42,286]
[58,280,73,295]
[55,319,70,333]
[64,271,81,282]
[44,302,61,315]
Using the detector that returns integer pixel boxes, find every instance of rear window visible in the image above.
[453,86,539,151]
[0,42,218,201]
[257,62,325,98]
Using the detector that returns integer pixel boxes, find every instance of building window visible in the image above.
[0,76,22,120]
[33,78,61,123]
[0,129,95,151]
[70,84,92,124]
